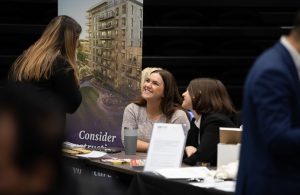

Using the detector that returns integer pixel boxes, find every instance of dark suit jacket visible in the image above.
[183,113,237,166]
[236,42,300,195]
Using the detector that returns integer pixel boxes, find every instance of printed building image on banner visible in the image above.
[58,0,143,148]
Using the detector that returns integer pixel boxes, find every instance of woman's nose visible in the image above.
[144,82,151,88]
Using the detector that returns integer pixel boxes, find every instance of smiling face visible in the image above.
[182,90,193,110]
[141,72,164,102]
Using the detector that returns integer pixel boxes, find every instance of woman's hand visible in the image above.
[185,146,197,157]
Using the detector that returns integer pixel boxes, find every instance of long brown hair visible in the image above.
[10,15,81,83]
[188,78,236,115]
[134,69,183,120]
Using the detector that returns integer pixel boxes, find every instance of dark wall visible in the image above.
[0,0,57,83]
[143,0,300,109]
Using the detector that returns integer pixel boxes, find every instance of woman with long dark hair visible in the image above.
[121,69,190,152]
[10,15,82,113]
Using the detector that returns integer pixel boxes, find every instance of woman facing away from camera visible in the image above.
[9,15,82,114]
[182,78,239,166]
[121,69,190,152]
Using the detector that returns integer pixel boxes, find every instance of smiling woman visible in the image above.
[121,69,190,152]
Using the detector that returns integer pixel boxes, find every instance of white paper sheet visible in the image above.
[63,141,85,149]
[76,151,107,159]
[144,123,186,172]
[155,167,210,179]
[191,177,236,193]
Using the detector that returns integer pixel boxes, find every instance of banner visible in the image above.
[58,0,143,148]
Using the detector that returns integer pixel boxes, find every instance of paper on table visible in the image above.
[155,167,210,179]
[144,123,186,172]
[76,151,107,159]
[213,181,236,192]
[63,141,85,149]
[191,177,236,193]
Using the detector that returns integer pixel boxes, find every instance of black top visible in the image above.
[30,56,82,113]
[183,113,237,166]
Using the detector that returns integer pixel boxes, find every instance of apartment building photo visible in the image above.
[87,0,143,98]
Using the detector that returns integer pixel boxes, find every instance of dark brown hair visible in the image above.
[134,69,183,120]
[188,78,236,115]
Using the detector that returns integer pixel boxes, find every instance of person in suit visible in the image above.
[235,11,300,195]
[9,15,82,114]
[182,78,238,166]
[121,69,190,152]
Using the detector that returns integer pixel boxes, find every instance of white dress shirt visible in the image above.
[280,36,300,80]
[195,116,201,144]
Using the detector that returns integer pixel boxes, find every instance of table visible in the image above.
[62,151,147,195]
[127,172,234,195]
[88,151,147,175]
[64,151,234,195]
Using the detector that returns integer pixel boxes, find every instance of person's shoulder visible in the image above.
[206,112,228,118]
[125,103,143,112]
[252,42,286,73]
[204,113,234,124]
[248,53,291,87]
[258,41,281,59]
[54,55,67,64]
[172,109,188,118]
[53,56,72,71]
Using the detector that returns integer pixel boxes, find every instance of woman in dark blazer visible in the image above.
[9,15,82,113]
[182,78,238,166]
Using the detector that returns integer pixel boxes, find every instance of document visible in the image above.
[155,167,210,179]
[191,179,236,192]
[76,151,107,159]
[144,123,186,172]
